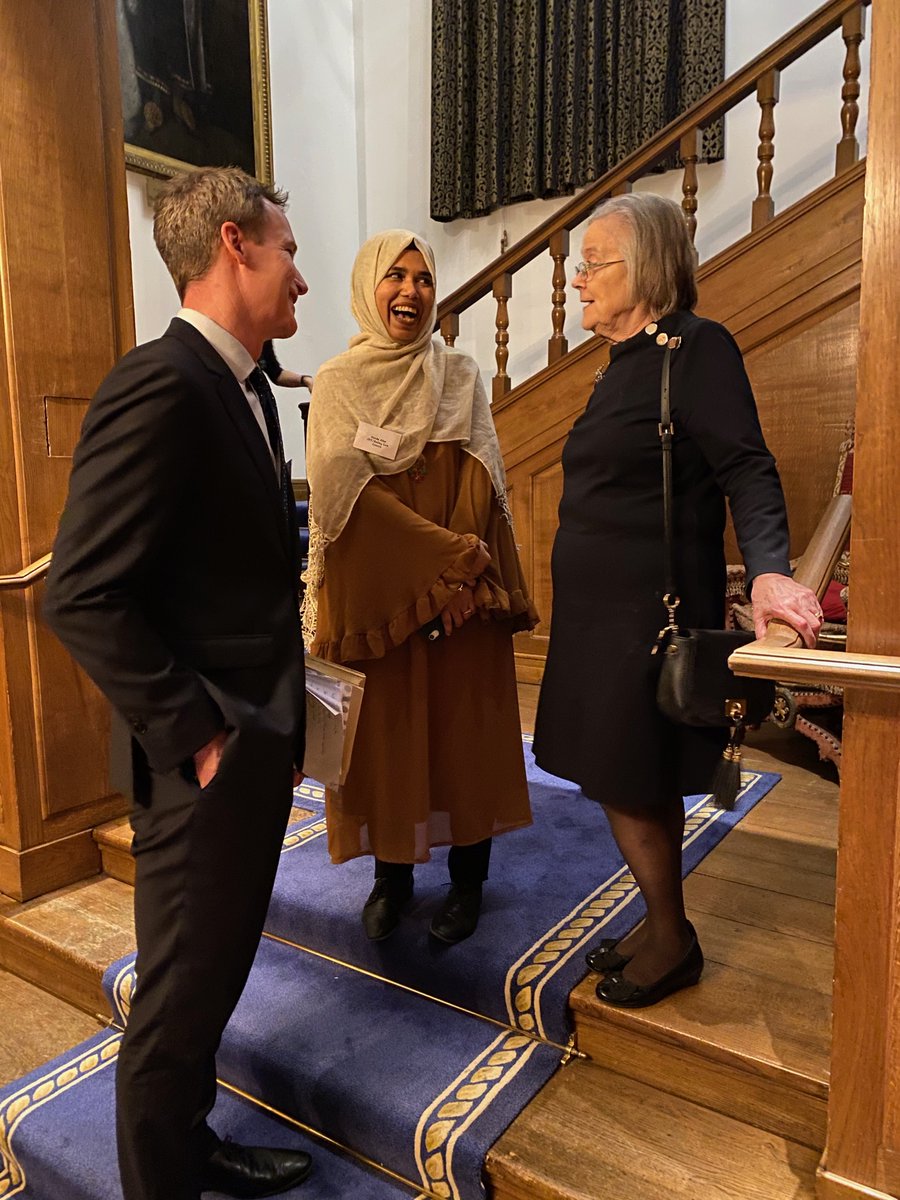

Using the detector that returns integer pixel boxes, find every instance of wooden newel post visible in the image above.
[440,312,459,348]
[680,127,700,243]
[835,3,867,174]
[492,272,512,402]
[548,230,569,366]
[752,69,780,231]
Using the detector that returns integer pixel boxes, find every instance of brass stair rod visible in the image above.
[729,494,900,691]
[0,552,53,589]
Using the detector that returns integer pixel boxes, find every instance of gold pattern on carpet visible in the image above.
[0,1035,121,1198]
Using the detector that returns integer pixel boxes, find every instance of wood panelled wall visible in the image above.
[495,163,864,682]
[821,2,900,1195]
[0,0,134,900]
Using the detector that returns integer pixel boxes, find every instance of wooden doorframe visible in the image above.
[819,1,900,1195]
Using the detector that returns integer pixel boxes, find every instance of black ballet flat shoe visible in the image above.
[594,932,704,1009]
[362,876,414,941]
[202,1139,312,1197]
[585,936,633,974]
[429,883,482,944]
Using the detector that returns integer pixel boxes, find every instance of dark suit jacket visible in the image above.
[44,318,305,796]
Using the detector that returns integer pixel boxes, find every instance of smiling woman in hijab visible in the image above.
[303,229,538,944]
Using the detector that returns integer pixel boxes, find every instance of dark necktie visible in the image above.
[247,365,285,471]
[247,366,291,528]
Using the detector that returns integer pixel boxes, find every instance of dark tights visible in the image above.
[601,794,693,985]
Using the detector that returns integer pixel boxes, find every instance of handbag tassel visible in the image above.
[711,704,747,811]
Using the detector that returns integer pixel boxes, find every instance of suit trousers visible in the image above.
[116,730,294,1200]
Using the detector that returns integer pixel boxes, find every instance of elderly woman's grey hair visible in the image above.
[589,193,698,316]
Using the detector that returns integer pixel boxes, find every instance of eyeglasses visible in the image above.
[573,259,625,278]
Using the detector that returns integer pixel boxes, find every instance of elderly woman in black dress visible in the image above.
[533,194,822,1008]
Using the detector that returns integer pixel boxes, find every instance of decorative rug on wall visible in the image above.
[0,739,779,1200]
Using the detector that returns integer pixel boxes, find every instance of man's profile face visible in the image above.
[243,201,307,341]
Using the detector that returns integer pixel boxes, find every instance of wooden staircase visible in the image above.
[0,1,868,1195]
[0,719,836,1200]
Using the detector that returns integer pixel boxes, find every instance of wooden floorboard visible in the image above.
[0,968,103,1088]
[489,1059,819,1200]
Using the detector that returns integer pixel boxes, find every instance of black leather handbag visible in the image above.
[652,339,774,808]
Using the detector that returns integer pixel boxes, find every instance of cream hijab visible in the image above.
[302,229,509,645]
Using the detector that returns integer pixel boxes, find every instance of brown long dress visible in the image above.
[311,442,538,865]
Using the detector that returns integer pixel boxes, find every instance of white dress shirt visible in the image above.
[177,308,278,474]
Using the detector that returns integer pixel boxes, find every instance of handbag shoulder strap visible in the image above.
[658,337,682,623]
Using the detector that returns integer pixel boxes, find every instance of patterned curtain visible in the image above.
[430,0,725,222]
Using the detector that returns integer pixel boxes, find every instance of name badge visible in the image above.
[353,422,402,460]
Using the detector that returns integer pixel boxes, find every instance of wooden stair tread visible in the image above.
[572,956,830,1096]
[700,823,836,878]
[0,967,104,1088]
[93,817,132,851]
[696,844,840,902]
[684,873,835,945]
[94,805,315,854]
[0,876,135,1016]
[488,1059,819,1200]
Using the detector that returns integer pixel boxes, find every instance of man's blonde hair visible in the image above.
[153,166,288,299]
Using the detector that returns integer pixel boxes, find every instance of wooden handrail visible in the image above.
[437,0,871,324]
[730,494,854,681]
[0,553,52,590]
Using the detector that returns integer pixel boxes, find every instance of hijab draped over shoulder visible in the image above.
[302,229,509,645]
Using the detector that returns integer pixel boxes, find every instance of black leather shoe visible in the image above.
[430,883,482,944]
[202,1140,312,1198]
[362,875,413,941]
[585,936,633,975]
[594,930,703,1009]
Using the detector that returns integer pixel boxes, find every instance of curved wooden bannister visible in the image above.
[437,0,871,399]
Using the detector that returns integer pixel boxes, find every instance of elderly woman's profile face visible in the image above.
[374,248,435,343]
[573,218,642,342]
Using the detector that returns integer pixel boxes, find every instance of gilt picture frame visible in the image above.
[117,0,273,184]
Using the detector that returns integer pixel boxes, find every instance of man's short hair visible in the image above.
[153,166,288,299]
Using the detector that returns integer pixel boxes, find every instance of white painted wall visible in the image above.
[125,0,360,472]
[125,0,870,471]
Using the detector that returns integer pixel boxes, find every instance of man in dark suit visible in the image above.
[44,167,311,1200]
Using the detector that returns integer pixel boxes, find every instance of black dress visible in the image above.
[532,310,791,807]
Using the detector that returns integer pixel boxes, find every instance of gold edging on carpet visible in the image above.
[0,1033,121,1198]
[218,1080,437,1199]
[503,772,763,1039]
[414,1027,546,1200]
[260,930,582,1059]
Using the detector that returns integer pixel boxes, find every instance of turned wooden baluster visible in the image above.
[680,127,699,243]
[440,313,459,347]
[752,69,780,231]
[835,4,866,173]
[548,230,569,365]
[492,273,512,402]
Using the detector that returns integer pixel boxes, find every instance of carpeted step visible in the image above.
[0,1029,413,1199]
[103,936,563,1200]
[295,499,309,526]
[268,747,779,1046]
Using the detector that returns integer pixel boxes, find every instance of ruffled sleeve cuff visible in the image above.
[312,534,491,662]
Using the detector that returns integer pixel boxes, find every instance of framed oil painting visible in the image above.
[117,0,273,184]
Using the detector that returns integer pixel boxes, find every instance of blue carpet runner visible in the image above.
[0,739,779,1199]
